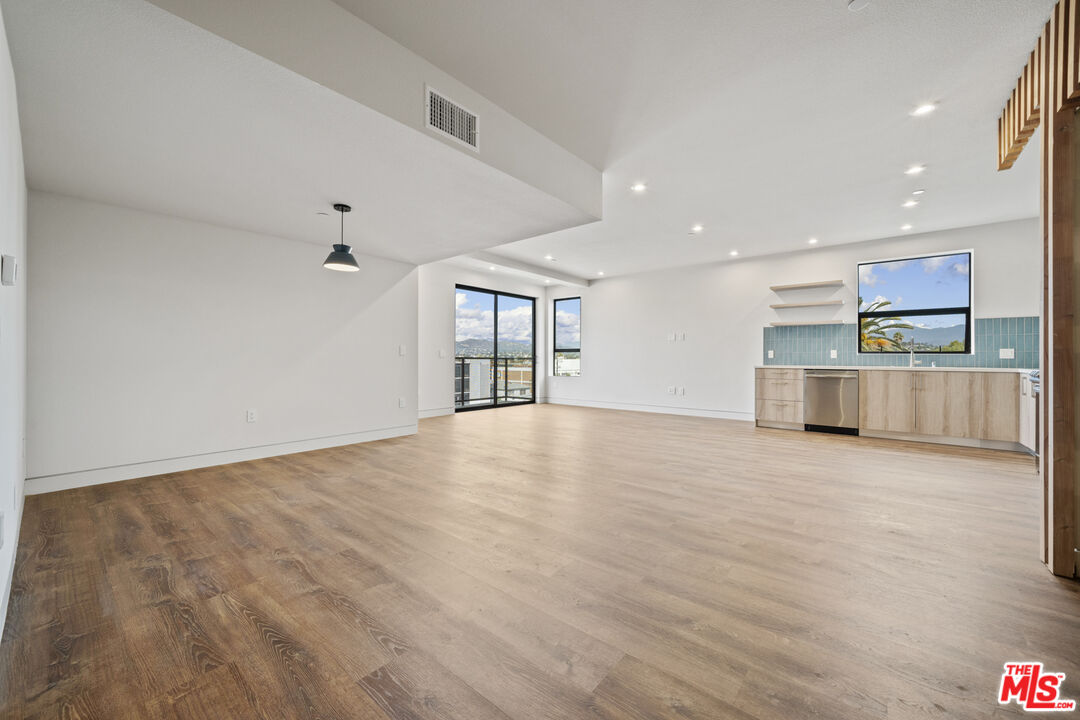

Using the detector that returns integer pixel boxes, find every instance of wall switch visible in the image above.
[678,386,686,396]
[830,349,837,359]
[680,332,687,341]
[0,255,15,286]
[767,350,775,359]
[246,409,258,423]
[668,332,677,342]
[398,344,407,356]
[999,348,1015,359]
[398,397,406,408]
[667,385,676,394]
[438,349,446,358]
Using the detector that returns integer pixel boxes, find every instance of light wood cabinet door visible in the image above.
[915,372,976,438]
[973,373,1020,442]
[859,371,915,433]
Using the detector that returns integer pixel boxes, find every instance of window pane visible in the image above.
[497,295,533,358]
[858,252,970,313]
[554,298,581,350]
[555,351,580,377]
[455,289,494,357]
[860,313,968,353]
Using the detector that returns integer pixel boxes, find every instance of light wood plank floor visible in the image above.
[1,404,1077,719]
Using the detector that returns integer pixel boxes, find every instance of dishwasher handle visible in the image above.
[805,371,859,379]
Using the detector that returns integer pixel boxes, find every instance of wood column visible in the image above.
[1041,3,1079,578]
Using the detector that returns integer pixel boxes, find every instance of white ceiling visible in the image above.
[336,0,1050,278]
[2,0,595,265]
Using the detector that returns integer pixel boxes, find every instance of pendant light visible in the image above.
[323,203,360,272]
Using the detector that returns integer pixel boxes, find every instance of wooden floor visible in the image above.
[1,404,1077,719]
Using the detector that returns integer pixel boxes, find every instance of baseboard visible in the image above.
[419,407,454,419]
[24,423,418,495]
[543,397,754,422]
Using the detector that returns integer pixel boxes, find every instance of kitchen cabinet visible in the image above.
[859,370,916,433]
[861,369,1020,444]
[755,369,804,426]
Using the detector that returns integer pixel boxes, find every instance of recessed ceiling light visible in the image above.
[690,224,704,234]
[902,200,919,208]
[597,271,605,276]
[808,238,818,245]
[912,189,925,195]
[848,0,871,10]
[544,279,551,284]
[905,165,926,175]
[630,182,647,193]
[544,254,555,261]
[901,224,913,231]
[489,265,496,271]
[729,250,739,257]
[911,103,937,116]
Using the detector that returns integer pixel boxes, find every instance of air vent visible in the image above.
[426,86,478,150]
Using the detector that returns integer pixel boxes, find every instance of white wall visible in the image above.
[418,261,547,417]
[0,4,27,640]
[27,192,418,492]
[545,218,1041,420]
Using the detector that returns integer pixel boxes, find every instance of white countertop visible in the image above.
[757,365,1034,373]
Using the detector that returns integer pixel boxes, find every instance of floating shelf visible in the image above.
[769,300,845,309]
[769,279,844,292]
[769,320,845,327]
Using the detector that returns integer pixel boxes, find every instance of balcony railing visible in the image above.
[455,356,534,407]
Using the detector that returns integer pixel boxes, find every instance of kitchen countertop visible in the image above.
[756,365,1034,373]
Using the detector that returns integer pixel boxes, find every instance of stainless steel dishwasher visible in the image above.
[804,369,859,434]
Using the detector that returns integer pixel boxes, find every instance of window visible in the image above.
[454,285,535,410]
[553,297,581,376]
[857,251,972,353]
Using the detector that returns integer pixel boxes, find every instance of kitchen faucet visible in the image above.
[909,339,922,368]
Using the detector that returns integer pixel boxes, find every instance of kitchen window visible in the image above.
[553,297,581,376]
[857,251,972,353]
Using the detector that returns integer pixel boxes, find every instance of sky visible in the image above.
[555,298,580,349]
[455,289,533,344]
[858,252,970,329]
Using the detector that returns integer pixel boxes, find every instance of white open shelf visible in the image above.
[769,300,845,309]
[769,279,844,292]
[769,320,845,327]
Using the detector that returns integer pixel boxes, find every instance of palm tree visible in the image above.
[859,296,914,351]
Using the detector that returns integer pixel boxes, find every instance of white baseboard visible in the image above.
[419,407,454,419]
[543,397,754,422]
[24,423,418,495]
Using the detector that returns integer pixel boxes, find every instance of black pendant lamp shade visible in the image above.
[323,203,360,272]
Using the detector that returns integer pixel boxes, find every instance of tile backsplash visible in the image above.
[763,317,1039,369]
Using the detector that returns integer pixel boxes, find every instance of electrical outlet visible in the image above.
[999,348,1015,359]
[667,386,676,394]
[767,350,775,359]
[678,386,686,396]
[398,397,406,408]
[438,349,446,358]
[246,409,257,423]
[398,344,407,356]
[830,349,837,359]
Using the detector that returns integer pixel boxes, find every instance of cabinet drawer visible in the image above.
[756,368,804,381]
[756,398,804,424]
[756,377,804,402]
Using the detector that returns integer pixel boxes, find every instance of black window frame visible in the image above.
[552,296,581,377]
[857,250,973,354]
[454,284,537,412]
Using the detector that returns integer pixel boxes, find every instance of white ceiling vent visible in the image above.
[426,86,478,150]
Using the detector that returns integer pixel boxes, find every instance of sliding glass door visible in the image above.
[455,285,535,410]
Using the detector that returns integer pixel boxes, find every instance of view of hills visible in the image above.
[870,323,966,352]
[455,339,533,357]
